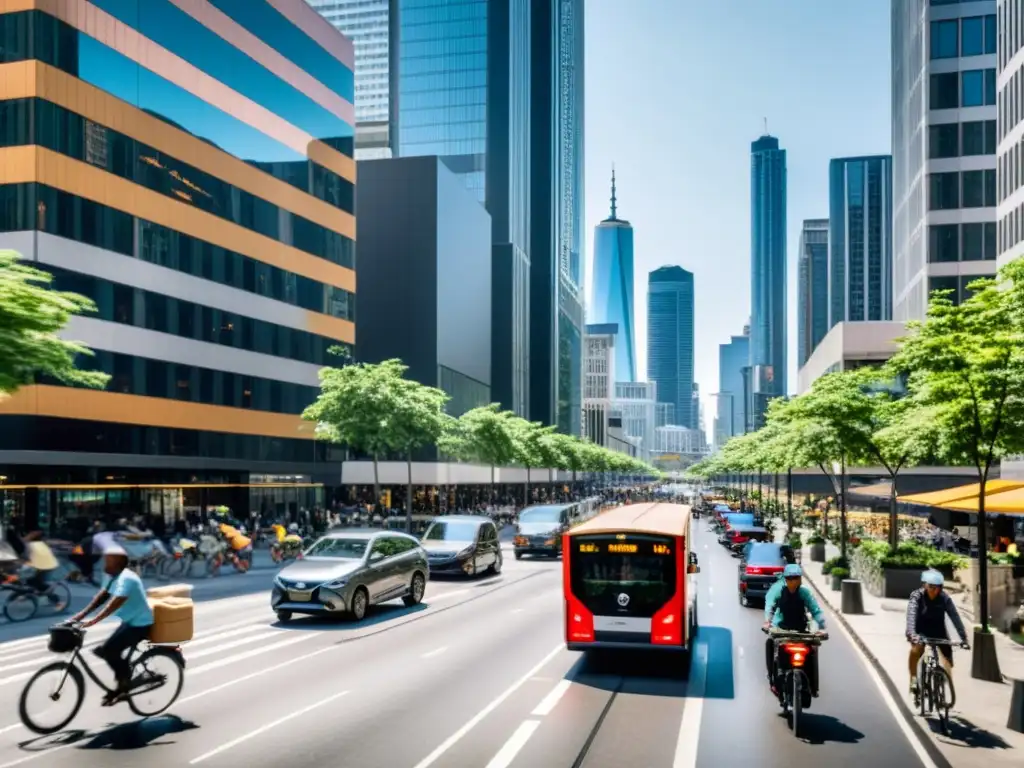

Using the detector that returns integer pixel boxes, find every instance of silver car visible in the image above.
[271,530,429,622]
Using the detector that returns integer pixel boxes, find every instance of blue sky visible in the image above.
[583,0,891,425]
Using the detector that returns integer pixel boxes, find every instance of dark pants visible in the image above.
[95,623,151,688]
[765,637,819,695]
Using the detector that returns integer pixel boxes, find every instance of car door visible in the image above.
[481,522,498,569]
[366,536,401,601]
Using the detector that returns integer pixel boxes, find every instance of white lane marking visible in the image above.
[429,589,470,602]
[510,608,524,614]
[484,720,541,768]
[530,679,571,716]
[673,642,707,768]
[0,724,20,736]
[738,646,745,658]
[707,603,713,609]
[186,631,283,660]
[189,690,349,764]
[708,587,714,595]
[411,644,563,768]
[421,646,448,659]
[189,633,318,677]
[827,605,939,768]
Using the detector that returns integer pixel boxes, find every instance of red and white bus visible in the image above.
[562,503,700,652]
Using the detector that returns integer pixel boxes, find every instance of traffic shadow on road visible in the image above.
[928,715,1014,750]
[16,716,199,755]
[789,713,865,745]
[274,602,429,632]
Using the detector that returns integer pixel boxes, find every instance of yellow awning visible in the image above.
[936,485,1024,514]
[898,480,1024,507]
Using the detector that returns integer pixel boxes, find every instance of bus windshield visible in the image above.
[569,535,677,618]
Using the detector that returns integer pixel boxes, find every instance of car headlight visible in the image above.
[544,538,556,546]
[273,577,286,589]
[323,577,349,590]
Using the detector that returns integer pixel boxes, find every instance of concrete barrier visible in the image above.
[1008,678,1024,733]
[840,580,865,615]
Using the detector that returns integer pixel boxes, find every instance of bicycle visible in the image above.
[18,622,186,735]
[912,636,963,734]
[2,576,72,623]
[763,626,828,738]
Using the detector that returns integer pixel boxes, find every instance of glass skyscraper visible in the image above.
[797,219,829,367]
[829,156,893,327]
[394,0,532,417]
[716,329,750,445]
[590,169,636,383]
[647,266,695,429]
[750,134,787,428]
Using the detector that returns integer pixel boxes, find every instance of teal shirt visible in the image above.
[102,569,154,627]
[764,581,826,630]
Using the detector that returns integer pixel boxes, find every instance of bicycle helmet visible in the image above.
[921,569,944,586]
[783,564,803,578]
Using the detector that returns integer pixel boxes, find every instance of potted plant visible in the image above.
[830,567,849,591]
[808,533,826,563]
[822,555,848,576]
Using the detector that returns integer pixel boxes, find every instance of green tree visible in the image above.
[0,250,109,395]
[445,404,521,504]
[510,420,564,503]
[889,262,1024,634]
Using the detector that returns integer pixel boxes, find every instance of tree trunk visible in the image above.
[525,466,531,508]
[887,481,899,550]
[839,454,848,562]
[406,452,414,534]
[786,468,794,534]
[490,464,496,510]
[978,466,991,633]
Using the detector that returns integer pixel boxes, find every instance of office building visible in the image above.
[530,0,585,436]
[750,134,788,425]
[797,321,907,394]
[798,219,829,367]
[893,1,998,320]
[582,323,615,448]
[716,328,750,443]
[690,382,701,432]
[997,1,1024,266]
[0,0,356,532]
[355,156,491,418]
[306,0,392,158]
[392,0,532,418]
[613,381,657,461]
[829,156,893,327]
[590,169,636,383]
[655,403,676,428]
[654,425,705,457]
[647,266,695,429]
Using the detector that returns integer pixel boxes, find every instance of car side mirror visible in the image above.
[688,564,700,574]
[369,551,384,562]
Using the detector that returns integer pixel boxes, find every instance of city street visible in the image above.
[0,528,939,767]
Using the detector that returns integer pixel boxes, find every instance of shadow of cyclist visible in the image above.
[17,716,198,754]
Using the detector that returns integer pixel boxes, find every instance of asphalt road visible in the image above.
[0,526,936,767]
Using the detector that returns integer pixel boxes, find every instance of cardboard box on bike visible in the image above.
[146,583,194,599]
[148,595,194,644]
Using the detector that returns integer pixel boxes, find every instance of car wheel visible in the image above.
[739,592,747,607]
[403,573,426,606]
[350,587,369,621]
[488,556,502,575]
[514,552,523,560]
[276,610,293,623]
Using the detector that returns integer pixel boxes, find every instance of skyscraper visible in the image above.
[798,219,829,367]
[590,169,636,383]
[647,266,695,429]
[750,134,787,427]
[997,1,1024,267]
[892,1,997,320]
[391,0,532,417]
[829,156,893,327]
[716,329,750,444]
[530,0,585,435]
[306,0,392,158]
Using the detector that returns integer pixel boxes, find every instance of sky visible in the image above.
[583,0,891,428]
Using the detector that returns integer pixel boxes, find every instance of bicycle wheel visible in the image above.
[3,590,38,622]
[127,647,185,717]
[791,671,802,737]
[18,661,86,735]
[917,663,930,716]
[45,582,71,614]
[932,666,953,734]
[206,553,222,577]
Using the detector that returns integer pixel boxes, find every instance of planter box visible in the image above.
[850,551,948,599]
[831,575,843,591]
[809,543,826,562]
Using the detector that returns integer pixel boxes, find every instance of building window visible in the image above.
[928,172,960,210]
[961,16,984,56]
[929,123,959,158]
[931,19,959,58]
[928,224,959,262]
[963,70,985,107]
[963,170,986,207]
[985,68,997,105]
[961,120,996,155]
[928,276,960,305]
[931,72,960,109]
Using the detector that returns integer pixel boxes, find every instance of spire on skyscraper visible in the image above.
[610,165,617,220]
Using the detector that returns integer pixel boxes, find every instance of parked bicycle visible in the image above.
[1,575,72,623]
[18,622,185,735]
[912,636,962,734]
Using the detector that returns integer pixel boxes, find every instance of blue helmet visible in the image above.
[921,570,944,586]
[783,564,803,578]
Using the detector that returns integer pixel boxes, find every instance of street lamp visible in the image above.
[831,456,848,561]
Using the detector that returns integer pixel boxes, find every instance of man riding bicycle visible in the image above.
[69,544,153,706]
[763,564,827,697]
[906,569,969,697]
[219,522,253,566]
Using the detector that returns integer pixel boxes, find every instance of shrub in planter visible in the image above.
[787,534,803,550]
[830,567,849,590]
[822,555,848,576]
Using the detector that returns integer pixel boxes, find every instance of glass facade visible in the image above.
[797,219,829,367]
[828,156,893,327]
[589,171,636,383]
[0,0,356,528]
[647,266,695,430]
[717,331,750,441]
[996,0,1024,266]
[749,134,787,426]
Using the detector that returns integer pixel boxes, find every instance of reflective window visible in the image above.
[928,123,959,158]
[928,224,959,262]
[931,19,959,58]
[963,170,985,207]
[962,70,984,107]
[928,172,960,210]
[930,72,959,109]
[984,68,997,105]
[961,16,984,56]
[928,276,960,304]
[961,120,997,155]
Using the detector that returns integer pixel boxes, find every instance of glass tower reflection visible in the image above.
[647,266,695,430]
[589,169,635,383]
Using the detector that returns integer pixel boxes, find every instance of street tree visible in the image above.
[0,249,109,395]
[448,404,521,504]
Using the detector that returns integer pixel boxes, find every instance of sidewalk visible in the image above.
[801,537,1024,767]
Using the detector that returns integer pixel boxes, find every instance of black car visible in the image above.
[738,542,796,607]
[512,503,574,559]
[420,515,503,577]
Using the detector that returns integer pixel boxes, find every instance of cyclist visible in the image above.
[906,569,969,697]
[69,544,154,706]
[763,563,827,697]
[21,532,60,593]
[219,522,253,567]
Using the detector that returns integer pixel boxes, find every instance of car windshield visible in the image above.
[519,506,563,524]
[423,521,479,542]
[304,537,368,560]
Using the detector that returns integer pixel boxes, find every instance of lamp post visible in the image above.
[832,456,848,561]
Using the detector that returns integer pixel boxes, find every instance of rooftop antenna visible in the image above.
[610,164,617,219]
[763,117,768,136]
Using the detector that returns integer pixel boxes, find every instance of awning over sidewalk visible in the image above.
[934,485,1024,514]
[897,480,1024,507]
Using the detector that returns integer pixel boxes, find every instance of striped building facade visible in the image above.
[0,0,355,534]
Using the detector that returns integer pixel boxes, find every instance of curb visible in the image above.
[803,561,953,768]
